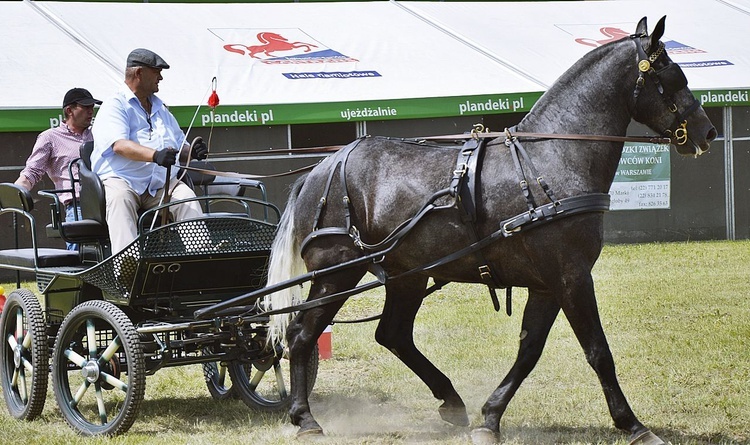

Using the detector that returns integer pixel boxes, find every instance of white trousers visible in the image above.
[102,177,203,254]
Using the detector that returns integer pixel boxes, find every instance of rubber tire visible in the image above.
[230,342,319,412]
[52,300,145,436]
[202,347,236,400]
[0,289,49,420]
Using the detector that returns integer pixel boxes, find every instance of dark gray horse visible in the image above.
[265,16,716,444]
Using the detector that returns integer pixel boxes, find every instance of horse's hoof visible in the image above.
[629,429,666,445]
[438,404,469,427]
[470,427,498,445]
[296,427,325,441]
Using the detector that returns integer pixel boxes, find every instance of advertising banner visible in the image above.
[610,142,671,210]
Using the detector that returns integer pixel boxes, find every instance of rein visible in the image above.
[414,130,671,145]
[180,161,319,180]
[185,129,671,183]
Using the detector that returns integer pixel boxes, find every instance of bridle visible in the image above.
[631,34,703,154]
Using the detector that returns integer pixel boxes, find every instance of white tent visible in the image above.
[1,0,749,132]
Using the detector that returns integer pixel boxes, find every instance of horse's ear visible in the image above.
[648,16,667,51]
[635,17,648,36]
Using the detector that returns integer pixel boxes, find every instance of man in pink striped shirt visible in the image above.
[15,87,101,250]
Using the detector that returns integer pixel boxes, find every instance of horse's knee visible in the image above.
[374,325,401,351]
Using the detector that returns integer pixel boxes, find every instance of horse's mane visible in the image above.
[520,36,635,133]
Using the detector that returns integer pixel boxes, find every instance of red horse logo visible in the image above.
[224,32,318,59]
[575,27,630,48]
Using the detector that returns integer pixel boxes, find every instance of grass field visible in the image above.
[1,240,748,444]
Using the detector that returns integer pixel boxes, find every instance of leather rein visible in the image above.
[415,129,671,145]
[179,129,671,183]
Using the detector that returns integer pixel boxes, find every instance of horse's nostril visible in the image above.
[707,127,718,143]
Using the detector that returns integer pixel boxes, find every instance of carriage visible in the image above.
[0,147,319,436]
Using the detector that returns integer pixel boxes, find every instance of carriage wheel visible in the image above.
[201,347,236,400]
[0,289,49,420]
[52,300,145,436]
[229,342,318,411]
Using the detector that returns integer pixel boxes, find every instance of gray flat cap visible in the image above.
[126,48,170,69]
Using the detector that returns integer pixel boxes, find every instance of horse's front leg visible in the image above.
[286,269,365,437]
[374,276,469,427]
[559,273,663,444]
[471,288,560,444]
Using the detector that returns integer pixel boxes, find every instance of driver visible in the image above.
[91,48,208,254]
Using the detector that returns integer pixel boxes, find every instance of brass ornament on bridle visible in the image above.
[673,121,689,145]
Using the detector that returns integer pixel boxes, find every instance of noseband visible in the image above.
[632,35,701,149]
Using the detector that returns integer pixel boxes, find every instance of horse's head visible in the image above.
[629,16,717,156]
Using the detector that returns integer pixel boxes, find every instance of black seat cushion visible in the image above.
[59,219,109,242]
[0,248,81,268]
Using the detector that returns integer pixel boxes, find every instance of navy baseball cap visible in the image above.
[126,48,170,69]
[63,88,102,108]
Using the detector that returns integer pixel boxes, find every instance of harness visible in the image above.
[299,131,611,315]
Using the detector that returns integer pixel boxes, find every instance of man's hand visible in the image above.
[153,148,178,167]
[191,136,208,161]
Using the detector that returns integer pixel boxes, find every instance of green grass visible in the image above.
[1,240,749,444]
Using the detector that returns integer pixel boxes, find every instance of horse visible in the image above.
[264,16,716,444]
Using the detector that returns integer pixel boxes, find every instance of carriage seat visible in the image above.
[0,183,81,268]
[41,141,109,246]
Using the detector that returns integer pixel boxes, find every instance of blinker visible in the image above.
[656,62,688,96]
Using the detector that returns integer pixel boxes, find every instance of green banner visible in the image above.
[0,89,734,133]
[0,92,542,133]
[614,143,671,182]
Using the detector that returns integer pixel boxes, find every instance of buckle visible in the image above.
[454,163,468,177]
[478,265,492,281]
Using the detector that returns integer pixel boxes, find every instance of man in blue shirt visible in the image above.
[92,48,208,254]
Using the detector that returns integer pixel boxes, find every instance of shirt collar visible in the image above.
[61,122,87,136]
[120,83,164,114]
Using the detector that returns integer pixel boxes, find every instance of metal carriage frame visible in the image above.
[0,170,318,436]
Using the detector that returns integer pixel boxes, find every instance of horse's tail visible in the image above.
[263,175,308,346]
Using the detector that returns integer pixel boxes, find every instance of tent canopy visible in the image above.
[1,0,749,131]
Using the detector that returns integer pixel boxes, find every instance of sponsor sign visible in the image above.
[610,142,671,210]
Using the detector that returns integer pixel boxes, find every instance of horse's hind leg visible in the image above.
[374,276,469,427]
[475,289,560,440]
[286,265,367,436]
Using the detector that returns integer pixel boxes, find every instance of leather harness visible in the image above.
[298,130,611,315]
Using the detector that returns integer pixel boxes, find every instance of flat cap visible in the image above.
[126,48,170,69]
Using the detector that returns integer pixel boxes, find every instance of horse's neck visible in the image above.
[513,42,635,193]
[520,44,633,137]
